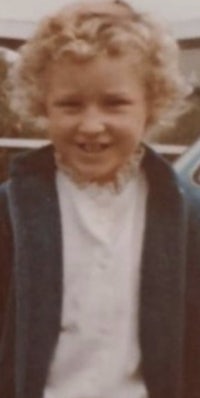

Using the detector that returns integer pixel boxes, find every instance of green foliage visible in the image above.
[152,87,200,146]
[0,54,20,137]
[0,53,46,138]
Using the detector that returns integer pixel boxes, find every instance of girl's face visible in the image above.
[45,53,149,184]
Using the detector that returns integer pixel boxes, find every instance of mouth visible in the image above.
[75,142,112,154]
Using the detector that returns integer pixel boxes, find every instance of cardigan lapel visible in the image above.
[140,149,187,398]
[7,146,63,398]
[7,145,188,398]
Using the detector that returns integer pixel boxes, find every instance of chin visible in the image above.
[74,165,116,183]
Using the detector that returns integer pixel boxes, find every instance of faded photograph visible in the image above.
[0,1,200,398]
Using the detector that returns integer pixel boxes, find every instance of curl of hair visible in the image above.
[8,0,191,133]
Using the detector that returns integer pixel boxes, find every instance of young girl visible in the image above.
[0,1,199,398]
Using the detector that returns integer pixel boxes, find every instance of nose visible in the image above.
[77,107,106,136]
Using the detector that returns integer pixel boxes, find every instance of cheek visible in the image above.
[51,116,69,130]
[114,126,145,159]
[116,127,142,147]
[48,118,73,141]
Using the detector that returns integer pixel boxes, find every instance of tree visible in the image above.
[153,87,200,146]
[0,53,20,138]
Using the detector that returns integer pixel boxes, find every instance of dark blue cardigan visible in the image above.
[0,145,200,398]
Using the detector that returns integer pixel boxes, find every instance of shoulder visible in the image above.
[178,175,200,225]
[0,181,13,272]
[143,145,187,205]
[0,182,13,335]
[0,182,11,228]
[0,181,13,255]
[9,144,55,178]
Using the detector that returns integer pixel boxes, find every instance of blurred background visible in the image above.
[0,0,200,181]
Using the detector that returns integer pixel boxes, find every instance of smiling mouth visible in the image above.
[75,142,112,153]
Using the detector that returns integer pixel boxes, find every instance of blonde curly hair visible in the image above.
[8,0,190,133]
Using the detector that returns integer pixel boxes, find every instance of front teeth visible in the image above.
[78,143,109,153]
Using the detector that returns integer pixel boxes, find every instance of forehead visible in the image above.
[46,53,145,95]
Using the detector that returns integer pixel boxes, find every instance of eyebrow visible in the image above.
[52,92,81,101]
[103,90,133,97]
[52,89,132,97]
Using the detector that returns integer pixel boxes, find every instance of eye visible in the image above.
[104,97,131,107]
[55,100,82,108]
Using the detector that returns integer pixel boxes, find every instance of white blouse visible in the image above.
[44,169,149,398]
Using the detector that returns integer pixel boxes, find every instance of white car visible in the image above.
[174,138,200,199]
